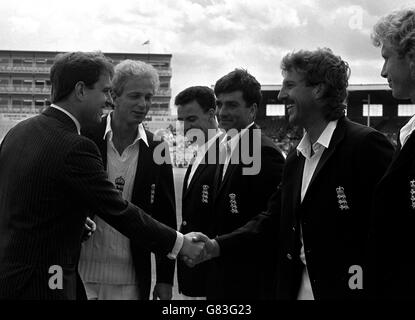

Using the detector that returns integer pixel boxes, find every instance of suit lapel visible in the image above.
[95,117,108,167]
[131,138,152,202]
[383,130,415,177]
[288,152,305,212]
[306,117,346,194]
[185,135,221,199]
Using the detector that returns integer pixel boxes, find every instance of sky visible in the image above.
[0,0,413,109]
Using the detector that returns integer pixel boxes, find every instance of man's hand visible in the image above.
[179,232,206,262]
[81,217,96,242]
[152,283,173,300]
[181,232,220,267]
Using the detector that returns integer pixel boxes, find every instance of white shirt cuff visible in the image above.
[167,231,184,259]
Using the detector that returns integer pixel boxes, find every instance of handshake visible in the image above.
[179,232,221,268]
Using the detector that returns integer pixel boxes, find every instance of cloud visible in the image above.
[0,0,412,104]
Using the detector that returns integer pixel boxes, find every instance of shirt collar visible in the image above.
[196,129,222,156]
[400,114,415,146]
[221,122,255,153]
[50,104,81,135]
[297,120,338,159]
[103,111,149,147]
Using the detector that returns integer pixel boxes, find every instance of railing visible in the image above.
[0,85,51,94]
[156,88,172,96]
[157,69,172,77]
[0,65,51,74]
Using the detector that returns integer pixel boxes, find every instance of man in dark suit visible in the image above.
[78,59,177,300]
[203,69,285,300]
[0,51,204,300]
[368,8,415,299]
[274,48,393,300]
[175,86,222,299]
[189,49,394,300]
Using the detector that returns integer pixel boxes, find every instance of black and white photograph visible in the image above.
[0,0,415,310]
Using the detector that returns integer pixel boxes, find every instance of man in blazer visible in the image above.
[189,51,394,301]
[205,69,285,300]
[175,86,222,299]
[78,60,176,300]
[274,48,394,300]
[368,8,415,299]
[0,51,204,300]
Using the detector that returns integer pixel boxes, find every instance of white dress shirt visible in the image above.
[296,120,338,300]
[187,130,222,187]
[79,113,148,285]
[50,104,81,135]
[79,112,183,285]
[400,114,415,147]
[220,122,255,179]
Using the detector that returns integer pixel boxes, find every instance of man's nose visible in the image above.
[278,89,287,101]
[380,62,387,79]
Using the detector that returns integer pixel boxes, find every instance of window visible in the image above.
[35,100,46,107]
[363,104,383,117]
[0,98,8,106]
[266,104,285,116]
[159,82,169,88]
[0,79,9,85]
[23,99,32,106]
[12,79,23,85]
[398,104,415,116]
[0,58,9,65]
[23,80,33,87]
[23,59,33,65]
[12,99,23,106]
[35,80,45,87]
[13,58,22,65]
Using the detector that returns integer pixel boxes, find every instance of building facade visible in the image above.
[0,50,176,141]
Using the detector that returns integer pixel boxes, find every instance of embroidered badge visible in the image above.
[150,184,156,204]
[410,180,415,209]
[115,176,125,193]
[336,186,350,210]
[201,185,209,204]
[229,193,239,214]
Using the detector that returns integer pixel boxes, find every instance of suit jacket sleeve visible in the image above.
[215,145,284,256]
[153,142,177,285]
[62,137,177,256]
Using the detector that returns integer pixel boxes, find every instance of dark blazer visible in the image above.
[276,117,393,300]
[206,124,285,300]
[0,107,177,300]
[177,134,221,297]
[368,129,415,299]
[81,114,177,300]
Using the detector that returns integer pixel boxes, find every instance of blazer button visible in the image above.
[286,253,292,260]
[292,226,296,232]
[182,221,187,227]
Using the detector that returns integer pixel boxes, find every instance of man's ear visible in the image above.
[250,103,257,121]
[313,83,326,100]
[409,60,415,80]
[74,81,86,101]
[208,108,216,120]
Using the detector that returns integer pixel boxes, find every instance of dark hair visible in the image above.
[281,48,350,121]
[214,69,262,107]
[50,51,114,103]
[175,86,216,112]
